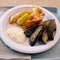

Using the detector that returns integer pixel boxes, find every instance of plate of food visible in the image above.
[0,5,60,54]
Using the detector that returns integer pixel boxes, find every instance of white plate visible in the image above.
[0,5,60,54]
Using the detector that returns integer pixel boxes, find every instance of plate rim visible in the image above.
[0,5,60,54]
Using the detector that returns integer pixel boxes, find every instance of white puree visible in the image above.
[7,27,26,44]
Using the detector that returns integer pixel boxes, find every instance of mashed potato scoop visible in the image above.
[7,27,26,44]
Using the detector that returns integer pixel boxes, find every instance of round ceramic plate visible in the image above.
[0,5,60,54]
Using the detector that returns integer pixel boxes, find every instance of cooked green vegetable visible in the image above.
[42,30,48,44]
[29,26,43,46]
[37,19,56,44]
[24,19,56,46]
[24,24,39,37]
[17,13,29,25]
[40,19,56,40]
[47,20,56,40]
[40,20,50,27]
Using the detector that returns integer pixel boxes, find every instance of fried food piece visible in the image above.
[28,14,34,20]
[23,15,43,28]
[22,7,44,29]
[23,19,42,28]
[9,12,21,24]
[32,7,44,18]
[9,10,32,24]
